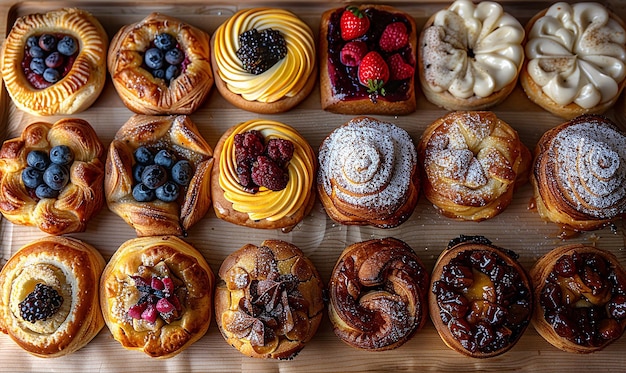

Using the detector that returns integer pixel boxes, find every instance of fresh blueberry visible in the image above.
[56,36,78,56]
[43,164,69,190]
[165,65,180,82]
[30,58,46,75]
[152,68,165,80]
[156,181,179,202]
[144,47,164,70]
[134,146,153,165]
[132,183,155,202]
[26,150,49,170]
[154,149,176,169]
[141,165,167,189]
[165,48,184,65]
[26,36,39,48]
[132,164,145,183]
[22,167,43,189]
[35,184,59,199]
[38,34,57,52]
[29,46,45,58]
[154,33,176,51]
[50,145,73,165]
[45,52,64,69]
[171,160,192,186]
[43,68,60,83]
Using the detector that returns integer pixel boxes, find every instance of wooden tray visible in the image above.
[1,1,626,371]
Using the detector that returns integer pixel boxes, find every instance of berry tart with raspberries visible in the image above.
[0,8,108,116]
[320,5,417,115]
[105,115,214,237]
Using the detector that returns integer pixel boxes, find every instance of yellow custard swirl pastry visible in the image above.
[211,8,317,113]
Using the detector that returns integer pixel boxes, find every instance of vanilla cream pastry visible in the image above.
[522,2,626,119]
[419,0,525,110]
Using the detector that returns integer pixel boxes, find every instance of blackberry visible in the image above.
[19,283,63,323]
[236,28,288,75]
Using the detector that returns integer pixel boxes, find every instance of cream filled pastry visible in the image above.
[522,2,626,119]
[419,0,525,110]
[211,8,317,113]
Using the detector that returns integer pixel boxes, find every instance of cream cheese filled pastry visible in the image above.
[211,8,317,113]
[521,2,626,119]
[418,0,525,111]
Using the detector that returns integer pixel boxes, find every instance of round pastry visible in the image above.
[105,114,214,237]
[108,12,214,115]
[215,239,324,359]
[211,8,317,114]
[317,116,420,228]
[430,236,533,358]
[521,2,626,119]
[100,236,214,358]
[0,8,108,116]
[531,244,626,353]
[211,119,316,231]
[320,5,417,115]
[418,0,525,111]
[417,111,531,221]
[0,236,105,358]
[328,238,429,351]
[0,118,104,235]
[531,115,626,233]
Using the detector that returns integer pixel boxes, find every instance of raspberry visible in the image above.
[387,53,414,81]
[251,156,289,191]
[234,130,264,164]
[379,22,409,53]
[339,41,368,67]
[265,138,294,167]
[236,162,258,192]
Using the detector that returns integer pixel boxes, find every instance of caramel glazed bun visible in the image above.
[0,118,105,235]
[0,8,108,115]
[521,2,626,119]
[317,116,420,228]
[108,12,214,115]
[418,0,525,111]
[328,238,430,351]
[211,8,317,114]
[418,111,531,221]
[100,236,214,358]
[106,114,214,237]
[215,240,325,360]
[0,236,106,358]
[531,115,626,232]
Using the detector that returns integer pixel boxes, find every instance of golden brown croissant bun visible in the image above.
[100,236,214,358]
[0,236,105,358]
[0,118,105,235]
[317,116,420,228]
[105,114,214,237]
[108,12,214,115]
[531,244,626,353]
[430,236,532,358]
[531,115,626,233]
[418,111,530,221]
[0,8,108,115]
[215,240,325,359]
[328,238,429,351]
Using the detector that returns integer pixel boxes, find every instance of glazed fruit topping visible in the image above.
[131,146,193,203]
[22,146,74,199]
[22,34,78,88]
[144,33,186,84]
[128,264,183,324]
[19,283,63,323]
[340,6,370,41]
[233,131,294,193]
[236,28,288,75]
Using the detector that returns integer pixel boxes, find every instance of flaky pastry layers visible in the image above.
[418,111,530,221]
[100,236,214,358]
[0,236,105,357]
[0,118,104,234]
[0,8,108,115]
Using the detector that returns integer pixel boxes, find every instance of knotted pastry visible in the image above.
[100,236,214,358]
[418,111,530,221]
[0,236,105,357]
[108,12,214,115]
[317,116,419,228]
[0,118,104,235]
[531,115,626,233]
[531,244,626,353]
[106,114,213,237]
[418,0,525,110]
[521,2,626,119]
[0,8,108,115]
[430,236,532,358]
[328,238,429,351]
[215,240,324,359]
[211,8,317,113]
[211,119,316,231]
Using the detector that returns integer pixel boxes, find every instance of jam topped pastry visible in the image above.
[0,8,108,115]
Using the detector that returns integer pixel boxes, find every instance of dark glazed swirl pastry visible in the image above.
[328,238,429,351]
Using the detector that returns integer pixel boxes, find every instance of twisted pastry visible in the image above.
[0,236,105,357]
[328,238,429,351]
[531,115,626,232]
[317,116,419,228]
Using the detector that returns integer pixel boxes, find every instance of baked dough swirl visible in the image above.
[0,236,105,357]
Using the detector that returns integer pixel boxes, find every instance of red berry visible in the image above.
[151,277,164,291]
[162,277,174,295]
[265,138,294,167]
[387,53,415,81]
[379,22,409,52]
[339,41,368,67]
[251,156,289,191]
[234,130,264,164]
[156,298,175,314]
[141,303,158,323]
[128,303,147,319]
[358,51,389,95]
[340,6,370,41]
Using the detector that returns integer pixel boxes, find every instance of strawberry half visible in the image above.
[358,51,389,97]
[340,6,370,41]
[379,22,409,52]
[388,53,415,81]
